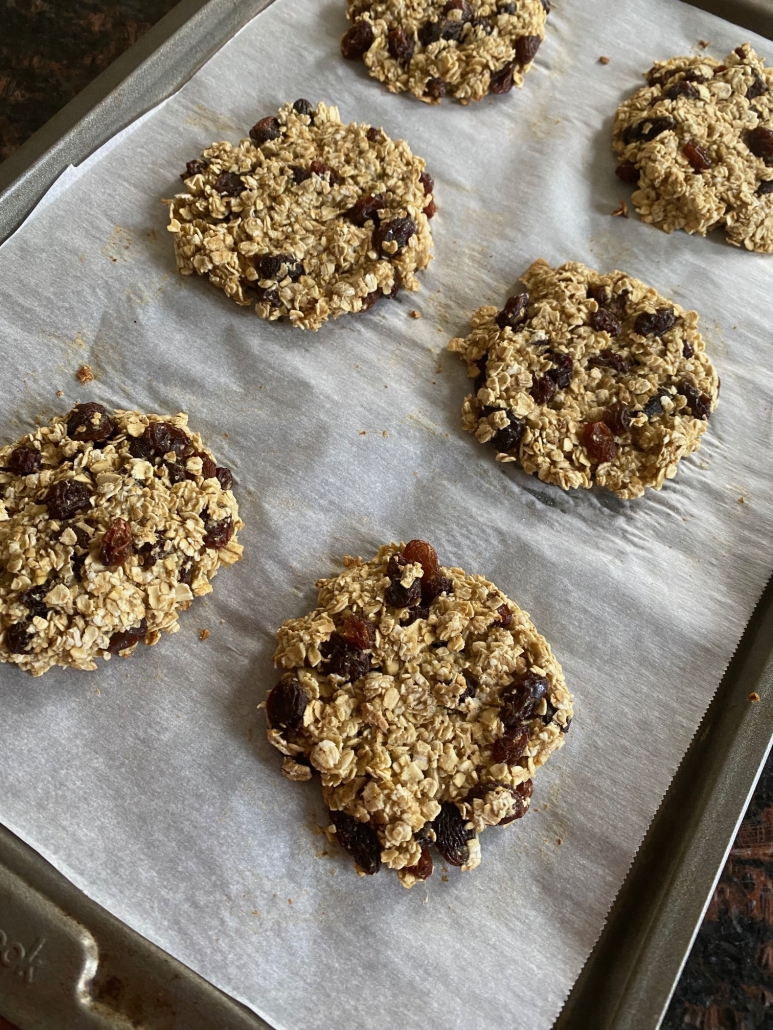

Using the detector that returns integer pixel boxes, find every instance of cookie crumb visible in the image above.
[76,364,94,384]
[738,496,746,504]
[598,56,610,65]
[409,310,422,319]
[557,837,563,845]
[749,692,761,703]
[612,200,629,218]
[698,39,711,48]
[199,628,210,641]
[56,390,64,397]
[382,430,388,438]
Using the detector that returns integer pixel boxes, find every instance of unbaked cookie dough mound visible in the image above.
[0,405,243,676]
[168,101,435,330]
[266,539,572,887]
[448,260,719,500]
[613,44,773,252]
[341,0,548,104]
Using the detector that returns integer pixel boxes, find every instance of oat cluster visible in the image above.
[448,260,719,500]
[167,101,434,331]
[613,44,773,252]
[343,0,547,104]
[267,541,571,887]
[0,406,243,676]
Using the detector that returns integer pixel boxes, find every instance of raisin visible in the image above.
[403,539,439,578]
[419,171,434,195]
[67,402,115,443]
[344,194,385,227]
[470,17,493,34]
[515,34,541,65]
[643,395,664,419]
[46,479,92,520]
[440,19,464,42]
[604,401,632,436]
[756,179,773,195]
[634,308,677,337]
[415,825,434,849]
[147,422,192,458]
[424,77,446,99]
[458,672,477,704]
[530,375,556,405]
[266,678,307,730]
[666,80,699,100]
[499,791,526,824]
[215,466,233,490]
[100,517,133,567]
[165,461,187,484]
[340,615,375,651]
[746,74,768,100]
[423,198,437,219]
[387,552,409,580]
[178,561,194,585]
[492,726,529,765]
[387,26,415,63]
[587,284,610,306]
[490,63,515,94]
[684,71,707,84]
[516,778,534,800]
[500,671,548,727]
[213,171,244,196]
[491,412,525,454]
[684,141,712,171]
[128,434,154,460]
[374,216,416,254]
[404,604,430,626]
[7,446,41,476]
[202,515,234,549]
[642,116,676,140]
[418,20,442,46]
[547,352,573,389]
[385,578,422,608]
[588,349,631,375]
[341,20,374,58]
[405,848,433,880]
[181,158,208,180]
[422,574,453,604]
[622,123,643,145]
[243,281,280,307]
[138,540,161,567]
[257,253,303,281]
[432,803,474,866]
[5,622,31,654]
[290,165,311,184]
[677,380,712,420]
[497,604,513,628]
[310,159,338,184]
[495,292,529,330]
[321,634,372,680]
[292,99,314,117]
[330,811,381,874]
[194,452,217,480]
[366,126,383,142]
[540,0,551,11]
[615,161,640,185]
[249,116,281,144]
[21,584,49,618]
[591,308,622,337]
[583,421,617,464]
[443,0,472,15]
[748,126,773,164]
[107,620,147,655]
[683,341,694,358]
[498,1,517,10]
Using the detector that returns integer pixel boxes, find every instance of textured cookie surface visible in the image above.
[266,540,571,887]
[613,44,773,252]
[448,259,719,500]
[168,101,434,330]
[0,405,242,676]
[341,0,547,104]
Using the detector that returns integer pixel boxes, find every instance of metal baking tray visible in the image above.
[1,1,772,1027]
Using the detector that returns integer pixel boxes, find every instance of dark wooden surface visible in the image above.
[1,2,773,1028]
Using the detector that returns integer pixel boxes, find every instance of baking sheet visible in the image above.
[1,1,772,1028]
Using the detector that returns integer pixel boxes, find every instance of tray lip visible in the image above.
[1,0,773,1028]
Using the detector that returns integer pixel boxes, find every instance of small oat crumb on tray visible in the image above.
[265,538,572,887]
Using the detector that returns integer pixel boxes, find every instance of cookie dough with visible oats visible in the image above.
[613,43,773,252]
[341,0,548,104]
[448,260,719,500]
[167,101,435,330]
[266,539,572,887]
[0,404,242,676]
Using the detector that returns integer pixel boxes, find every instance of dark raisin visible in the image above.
[107,621,147,655]
[587,284,610,306]
[293,99,314,117]
[385,578,422,608]
[291,164,311,184]
[387,26,415,63]
[422,574,453,604]
[194,452,217,480]
[342,20,374,58]
[622,123,643,145]
[747,126,773,164]
[492,726,529,765]
[215,466,233,490]
[344,194,385,227]
[440,18,464,41]
[373,216,417,254]
[45,479,92,520]
[458,672,477,704]
[489,62,515,94]
[387,552,409,580]
[515,34,541,65]
[746,74,768,100]
[615,161,640,185]
[498,604,513,628]
[583,421,617,464]
[403,604,430,624]
[202,515,234,549]
[432,802,474,866]
[243,281,280,307]
[178,561,194,585]
[403,539,439,578]
[643,395,664,419]
[666,80,699,100]
[516,778,534,800]
[684,141,712,171]
[562,718,572,734]
[604,401,632,437]
[213,171,244,196]
[5,622,32,654]
[419,171,434,195]
[756,179,773,195]
[266,678,307,730]
[309,159,338,183]
[540,0,551,11]
[249,116,281,144]
[634,308,677,337]
[495,292,529,330]
[144,421,192,458]
[443,0,472,15]
[491,412,525,454]
[642,116,676,140]
[424,76,446,99]
[418,19,442,46]
[530,375,556,405]
[406,848,433,880]
[138,540,160,567]
[415,824,434,848]
[677,380,712,420]
[7,446,41,476]
[499,791,526,824]
[165,461,187,484]
[257,253,304,282]
[181,158,208,180]
[67,402,115,443]
[330,810,381,874]
[100,517,133,567]
[366,126,383,142]
[683,341,694,358]
[498,1,517,11]
[591,308,622,337]
[340,615,375,651]
[588,349,631,375]
[321,634,372,680]
[547,352,573,389]
[128,434,154,460]
[423,198,438,219]
[21,584,48,618]
[500,671,548,728]
[470,16,493,34]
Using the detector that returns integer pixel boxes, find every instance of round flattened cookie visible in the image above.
[266,539,572,887]
[168,101,435,331]
[341,0,548,105]
[0,405,243,676]
[613,43,773,252]
[448,259,719,500]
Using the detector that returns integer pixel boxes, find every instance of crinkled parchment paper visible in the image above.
[1,1,772,1028]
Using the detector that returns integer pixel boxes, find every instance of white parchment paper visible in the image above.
[1,1,772,1027]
